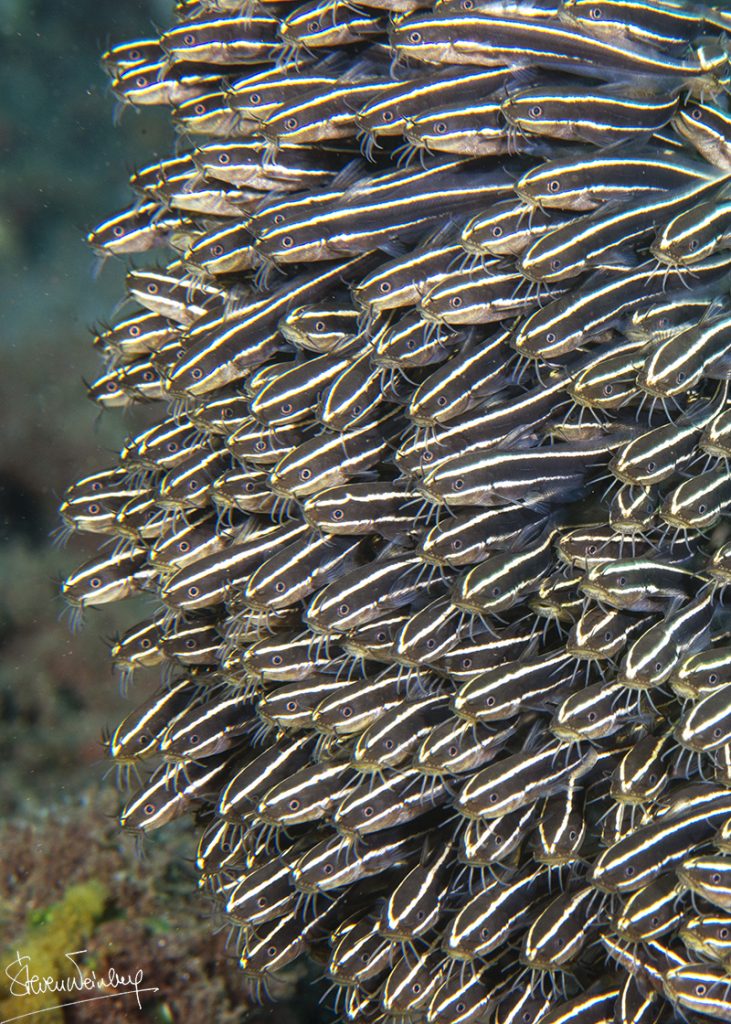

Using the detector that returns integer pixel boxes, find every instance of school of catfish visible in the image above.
[58,0,731,1020]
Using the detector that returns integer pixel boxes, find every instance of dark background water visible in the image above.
[0,0,173,815]
[0,5,294,1021]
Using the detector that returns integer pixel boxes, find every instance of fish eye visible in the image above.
[257,895,268,907]
[91,481,103,491]
[489,792,498,802]
[255,440,267,452]
[147,282,159,294]
[140,638,152,649]
[587,545,597,554]
[434,122,447,134]
[275,582,286,593]
[603,384,613,396]
[462,658,472,668]
[722,928,729,938]
[491,225,503,237]
[185,638,197,649]
[413,982,422,993]
[281,402,293,413]
[308,19,320,29]
[425,638,436,650]
[250,92,261,105]
[491,586,500,597]
[286,700,298,711]
[342,706,353,717]
[714,729,724,739]
[651,915,660,926]
[90,577,102,588]
[89,503,100,515]
[189,733,199,744]
[456,1003,466,1014]
[300,468,312,480]
[338,603,350,616]
[452,478,464,490]
[267,945,278,957]
[135,75,149,88]
[462,0,474,7]
[646,461,656,471]
[323,863,334,874]
[618,576,626,586]
[486,696,495,707]
[550,259,561,271]
[210,244,225,257]
[274,213,285,225]
[409,31,422,42]
[448,745,458,757]
[332,508,344,520]
[691,108,703,120]
[187,479,199,490]
[217,153,230,165]
[106,380,118,391]
[187,585,200,597]
[569,830,577,840]
[529,105,542,118]
[194,103,206,116]
[363,805,374,816]
[289,798,300,810]
[604,631,613,641]
[129,49,140,60]
[379,281,392,293]
[282,236,294,248]
[689,239,699,251]
[548,180,560,193]
[423,451,433,462]
[625,864,635,877]
[315,321,326,331]
[437,396,448,406]
[183,33,196,44]
[284,117,298,130]
[144,802,156,815]
[112,225,125,238]
[545,332,556,343]
[382,110,395,122]
[710,674,719,683]
[480,927,490,940]
[587,711,597,722]
[452,539,463,550]
[677,372,686,383]
[696,985,707,996]
[167,441,179,452]
[589,6,602,18]
[406,338,416,350]
[191,368,204,380]
[450,296,463,308]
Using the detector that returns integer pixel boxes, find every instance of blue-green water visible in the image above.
[0,8,280,1021]
[0,0,173,815]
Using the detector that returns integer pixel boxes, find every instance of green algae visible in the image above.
[0,879,107,1023]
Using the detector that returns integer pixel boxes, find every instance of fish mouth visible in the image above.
[579,582,611,603]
